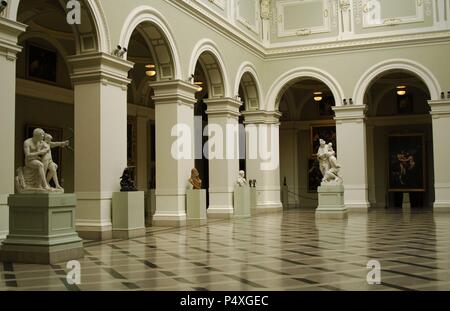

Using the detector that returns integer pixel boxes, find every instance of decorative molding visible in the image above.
[236,0,261,35]
[16,78,74,104]
[429,99,450,117]
[362,0,425,29]
[205,98,242,118]
[0,17,27,61]
[276,0,332,38]
[150,79,198,107]
[68,53,133,89]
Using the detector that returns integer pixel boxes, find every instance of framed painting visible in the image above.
[27,43,57,84]
[397,94,414,114]
[307,158,323,193]
[388,134,426,192]
[310,124,337,156]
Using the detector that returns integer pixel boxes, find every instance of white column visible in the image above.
[150,80,197,226]
[205,98,242,218]
[0,18,27,240]
[334,106,370,211]
[68,53,133,240]
[136,114,149,191]
[366,123,377,207]
[429,100,450,210]
[243,111,283,213]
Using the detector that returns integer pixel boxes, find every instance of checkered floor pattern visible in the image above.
[1,208,450,291]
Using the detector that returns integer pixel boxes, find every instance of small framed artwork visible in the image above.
[27,43,57,84]
[388,134,426,192]
[397,94,414,114]
[308,158,323,193]
[127,116,137,167]
[310,124,337,156]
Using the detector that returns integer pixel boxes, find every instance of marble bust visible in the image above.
[15,128,69,194]
[317,140,343,185]
[237,170,247,187]
[189,168,202,190]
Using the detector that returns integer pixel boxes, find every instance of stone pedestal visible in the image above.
[234,186,251,218]
[186,190,207,224]
[145,189,156,227]
[112,192,145,239]
[316,184,347,218]
[281,185,289,209]
[250,188,257,212]
[0,194,84,264]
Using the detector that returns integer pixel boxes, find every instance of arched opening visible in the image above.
[192,50,227,207]
[14,0,102,194]
[365,70,435,209]
[125,20,177,226]
[237,71,260,173]
[278,78,336,209]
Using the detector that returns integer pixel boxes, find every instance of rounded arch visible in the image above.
[189,38,230,98]
[354,59,441,104]
[266,67,344,111]
[119,5,181,80]
[8,0,110,53]
[234,62,263,110]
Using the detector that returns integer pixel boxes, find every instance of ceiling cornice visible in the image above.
[168,0,450,61]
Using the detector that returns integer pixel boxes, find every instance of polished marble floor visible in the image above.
[1,208,450,291]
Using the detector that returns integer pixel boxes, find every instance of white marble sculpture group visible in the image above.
[15,128,69,194]
[237,170,247,187]
[317,139,343,185]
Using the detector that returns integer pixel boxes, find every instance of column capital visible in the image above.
[242,110,282,125]
[150,80,198,107]
[205,97,242,118]
[429,100,450,117]
[333,105,367,123]
[0,17,27,61]
[68,52,133,89]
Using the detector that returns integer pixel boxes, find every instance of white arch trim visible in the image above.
[188,38,231,98]
[234,61,264,110]
[353,59,441,104]
[119,5,181,80]
[266,67,345,111]
[7,0,110,53]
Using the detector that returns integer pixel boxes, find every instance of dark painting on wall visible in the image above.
[311,125,337,156]
[27,44,57,83]
[397,94,414,114]
[127,117,137,167]
[388,134,426,192]
[308,158,323,193]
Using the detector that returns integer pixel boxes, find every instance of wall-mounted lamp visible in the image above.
[313,92,323,102]
[396,86,407,96]
[194,81,204,92]
[145,64,157,77]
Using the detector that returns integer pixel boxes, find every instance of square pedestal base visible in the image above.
[0,194,84,264]
[234,186,251,218]
[186,190,207,221]
[112,192,145,239]
[316,184,347,216]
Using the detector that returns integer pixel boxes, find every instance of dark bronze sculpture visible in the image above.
[120,167,137,192]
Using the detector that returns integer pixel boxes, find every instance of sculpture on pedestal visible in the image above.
[15,128,69,194]
[189,168,202,190]
[237,170,247,187]
[120,167,138,192]
[317,139,343,185]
